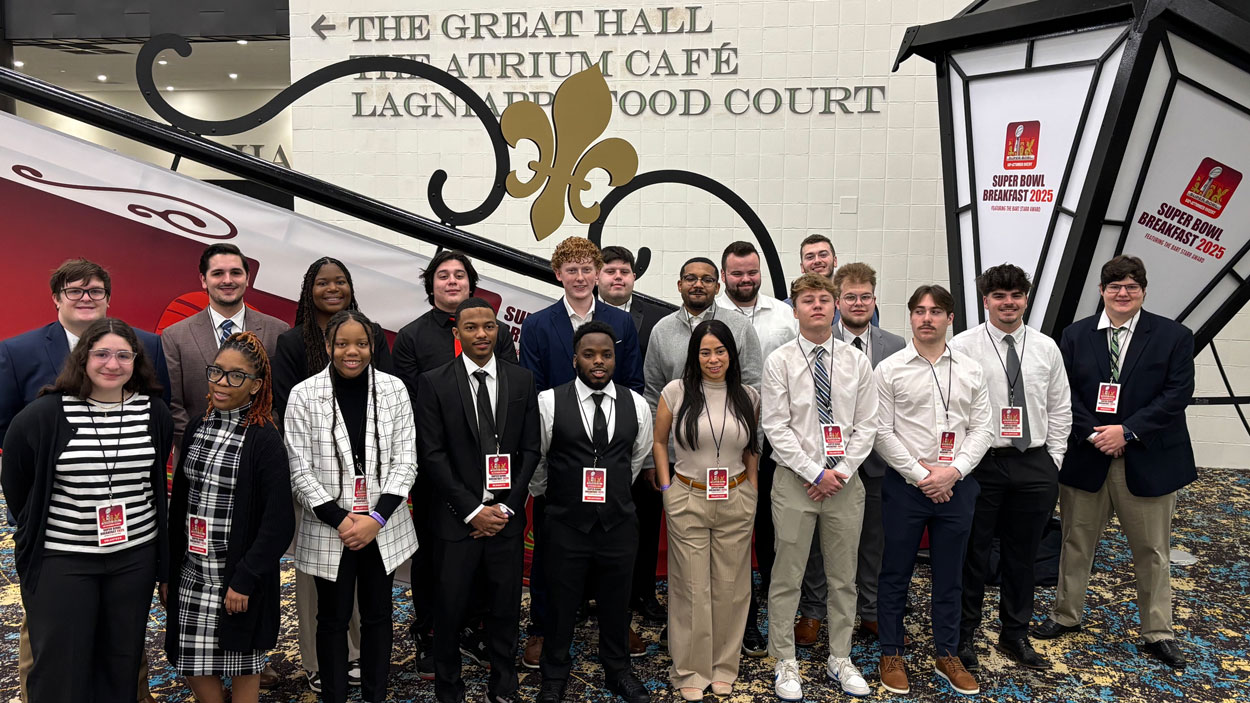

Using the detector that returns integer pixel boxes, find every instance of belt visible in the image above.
[988,446,1047,457]
[673,472,749,491]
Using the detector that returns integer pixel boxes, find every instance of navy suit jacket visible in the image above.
[1059,309,1196,497]
[0,321,172,445]
[519,299,643,394]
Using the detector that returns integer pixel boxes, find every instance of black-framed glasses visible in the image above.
[681,274,718,285]
[1104,283,1142,295]
[206,365,260,387]
[61,287,108,301]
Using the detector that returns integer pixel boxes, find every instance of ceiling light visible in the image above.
[97,74,107,82]
[158,59,168,65]
[13,60,24,68]
[236,39,248,45]
[229,73,238,80]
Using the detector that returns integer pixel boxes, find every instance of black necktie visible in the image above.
[473,370,495,455]
[591,391,608,454]
[852,337,865,353]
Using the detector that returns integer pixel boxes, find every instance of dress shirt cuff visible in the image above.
[951,458,973,479]
[1049,451,1064,470]
[464,504,486,524]
[1087,431,1099,442]
[801,460,826,484]
[374,494,404,521]
[313,501,350,528]
[901,461,929,485]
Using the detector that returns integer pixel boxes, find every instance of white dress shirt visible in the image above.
[761,332,879,483]
[463,353,499,523]
[1097,308,1141,374]
[65,327,81,351]
[839,321,871,360]
[949,322,1072,468]
[563,296,596,330]
[207,306,247,347]
[529,378,654,496]
[716,291,798,362]
[600,295,632,313]
[873,341,994,484]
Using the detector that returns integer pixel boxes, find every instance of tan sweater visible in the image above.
[661,379,759,480]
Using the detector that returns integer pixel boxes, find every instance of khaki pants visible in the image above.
[767,468,864,660]
[19,614,151,702]
[1052,458,1177,642]
[663,477,757,690]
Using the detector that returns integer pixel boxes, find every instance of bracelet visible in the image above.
[660,483,671,491]
[369,511,386,527]
[812,471,823,485]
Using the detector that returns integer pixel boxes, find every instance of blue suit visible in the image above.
[0,321,172,445]
[519,299,643,394]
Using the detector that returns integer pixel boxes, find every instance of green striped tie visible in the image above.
[1110,328,1123,382]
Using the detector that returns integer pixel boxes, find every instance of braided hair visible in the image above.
[324,309,383,501]
[295,257,360,377]
[207,330,275,428]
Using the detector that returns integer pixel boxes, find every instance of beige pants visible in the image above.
[1052,458,1177,642]
[19,615,151,702]
[767,467,864,660]
[663,476,757,690]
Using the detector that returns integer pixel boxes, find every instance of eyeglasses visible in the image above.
[206,365,260,387]
[681,275,718,286]
[1104,283,1142,295]
[61,287,108,301]
[89,349,135,364]
[841,294,876,304]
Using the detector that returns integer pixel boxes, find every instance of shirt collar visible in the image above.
[902,339,953,364]
[65,327,81,351]
[797,331,835,358]
[432,306,458,328]
[839,321,870,346]
[461,350,498,379]
[985,321,1026,345]
[598,295,631,313]
[574,377,617,402]
[682,304,717,328]
[563,296,596,321]
[1097,308,1141,332]
[208,305,246,334]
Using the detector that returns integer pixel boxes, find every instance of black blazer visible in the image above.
[166,416,294,654]
[625,294,673,359]
[1059,308,1196,497]
[416,357,541,541]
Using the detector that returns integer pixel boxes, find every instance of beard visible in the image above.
[725,281,758,304]
[576,364,612,390]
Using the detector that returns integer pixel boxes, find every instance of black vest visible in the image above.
[546,381,638,533]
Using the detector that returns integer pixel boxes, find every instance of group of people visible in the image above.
[0,233,1195,703]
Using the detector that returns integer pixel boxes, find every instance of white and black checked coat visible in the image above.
[285,367,418,580]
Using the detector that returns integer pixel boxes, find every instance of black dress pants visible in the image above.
[540,516,638,684]
[408,485,435,640]
[432,531,524,703]
[960,448,1059,644]
[314,542,395,703]
[629,473,663,604]
[23,541,156,703]
[748,443,779,622]
[526,495,549,636]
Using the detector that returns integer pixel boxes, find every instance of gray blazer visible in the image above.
[162,307,289,445]
[833,324,906,478]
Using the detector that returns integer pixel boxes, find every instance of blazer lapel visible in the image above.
[315,372,356,476]
[453,360,482,447]
[1088,322,1113,381]
[495,363,510,443]
[555,308,575,365]
[869,326,886,366]
[191,310,219,368]
[1117,312,1152,383]
[44,322,70,375]
[630,307,644,333]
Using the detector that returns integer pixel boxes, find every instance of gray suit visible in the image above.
[161,307,288,447]
[800,324,905,622]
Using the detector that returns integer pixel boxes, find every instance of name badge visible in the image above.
[938,431,956,463]
[352,476,371,513]
[821,423,846,457]
[1000,407,1023,438]
[706,468,729,500]
[1096,382,1121,413]
[188,516,209,555]
[582,468,606,503]
[97,503,128,547]
[486,453,512,491]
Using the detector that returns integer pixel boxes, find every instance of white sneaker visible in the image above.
[827,656,870,697]
[774,658,803,701]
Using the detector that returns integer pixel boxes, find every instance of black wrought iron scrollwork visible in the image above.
[587,170,788,300]
[135,34,509,227]
[13,164,239,239]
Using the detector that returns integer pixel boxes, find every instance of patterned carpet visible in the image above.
[2,468,1247,702]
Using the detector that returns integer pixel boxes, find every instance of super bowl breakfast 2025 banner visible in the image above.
[0,110,553,343]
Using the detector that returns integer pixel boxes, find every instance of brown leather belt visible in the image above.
[673,472,749,491]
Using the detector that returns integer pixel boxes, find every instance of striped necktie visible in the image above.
[219,319,234,345]
[1110,327,1123,382]
[813,346,838,471]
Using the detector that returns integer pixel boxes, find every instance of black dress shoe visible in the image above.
[1143,639,1187,669]
[1031,618,1081,640]
[633,596,666,624]
[741,621,767,658]
[536,678,567,703]
[998,637,1052,670]
[607,672,651,703]
[957,645,980,673]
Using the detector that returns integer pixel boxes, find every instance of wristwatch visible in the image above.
[1123,428,1136,442]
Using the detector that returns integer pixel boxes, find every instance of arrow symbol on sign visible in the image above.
[312,14,336,40]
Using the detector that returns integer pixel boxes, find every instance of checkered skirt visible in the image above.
[172,405,265,676]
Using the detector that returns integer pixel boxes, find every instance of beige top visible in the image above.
[661,379,760,480]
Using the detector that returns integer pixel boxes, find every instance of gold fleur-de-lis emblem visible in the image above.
[502,66,639,241]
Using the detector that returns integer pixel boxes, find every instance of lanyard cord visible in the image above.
[576,390,615,467]
[701,382,731,464]
[923,352,953,427]
[986,326,1027,405]
[86,394,127,501]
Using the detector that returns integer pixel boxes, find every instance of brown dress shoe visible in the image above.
[523,635,544,669]
[879,654,909,695]
[935,654,980,695]
[258,663,281,688]
[794,617,821,647]
[629,627,648,657]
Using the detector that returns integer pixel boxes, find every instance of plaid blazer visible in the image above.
[285,366,418,580]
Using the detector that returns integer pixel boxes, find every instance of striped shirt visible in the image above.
[45,395,158,553]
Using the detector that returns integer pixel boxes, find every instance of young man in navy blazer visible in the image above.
[1033,255,1195,670]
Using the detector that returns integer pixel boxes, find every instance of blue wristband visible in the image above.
[812,471,823,485]
[369,511,386,527]
[660,483,671,491]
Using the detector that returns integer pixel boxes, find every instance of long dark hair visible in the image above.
[43,318,162,400]
[211,330,275,428]
[674,319,758,454]
[324,309,381,500]
[295,257,360,377]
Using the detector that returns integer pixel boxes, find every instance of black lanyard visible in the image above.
[923,352,953,428]
[701,382,731,465]
[87,394,127,502]
[986,326,1026,406]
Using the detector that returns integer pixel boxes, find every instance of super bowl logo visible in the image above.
[1003,121,1040,170]
[1180,157,1242,219]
